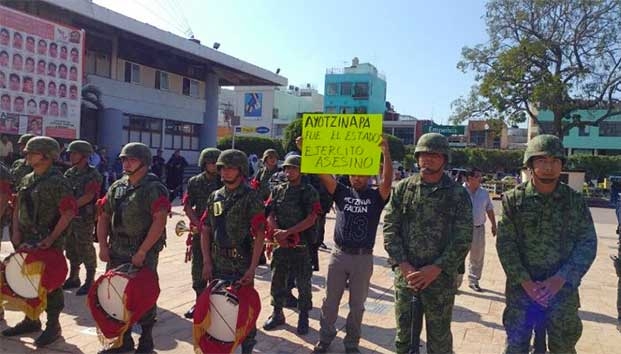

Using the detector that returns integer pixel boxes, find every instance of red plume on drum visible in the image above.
[87,265,160,349]
[0,248,68,320]
[193,280,261,354]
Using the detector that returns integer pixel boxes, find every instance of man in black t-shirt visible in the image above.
[312,137,393,354]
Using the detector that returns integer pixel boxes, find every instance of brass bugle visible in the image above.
[175,220,198,237]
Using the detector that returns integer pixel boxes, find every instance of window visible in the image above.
[340,107,352,114]
[578,125,589,137]
[183,78,199,97]
[326,83,338,96]
[273,108,279,119]
[155,70,169,90]
[354,106,367,114]
[325,106,337,113]
[122,115,162,148]
[537,122,555,134]
[340,82,352,96]
[470,131,486,146]
[353,82,369,98]
[165,120,200,150]
[599,121,621,137]
[85,50,111,77]
[393,127,415,145]
[124,61,140,84]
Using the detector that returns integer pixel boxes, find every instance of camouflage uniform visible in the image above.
[202,149,266,353]
[3,136,76,346]
[184,148,222,296]
[497,135,597,354]
[383,133,473,354]
[253,149,279,202]
[64,141,103,294]
[10,133,35,189]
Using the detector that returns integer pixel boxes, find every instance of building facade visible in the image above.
[4,0,286,162]
[323,58,386,115]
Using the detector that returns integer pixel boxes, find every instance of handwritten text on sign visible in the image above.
[301,114,382,175]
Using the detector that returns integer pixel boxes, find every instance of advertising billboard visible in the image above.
[0,5,84,139]
[244,92,262,118]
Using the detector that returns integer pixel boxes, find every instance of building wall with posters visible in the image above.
[531,109,621,155]
[2,0,285,162]
[324,58,387,115]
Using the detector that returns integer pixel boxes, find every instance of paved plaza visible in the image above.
[0,201,620,353]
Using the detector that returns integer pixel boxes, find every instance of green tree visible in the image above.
[282,117,303,153]
[217,136,285,158]
[451,0,621,138]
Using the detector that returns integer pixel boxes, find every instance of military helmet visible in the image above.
[198,147,221,167]
[119,142,152,167]
[67,140,93,156]
[414,133,450,161]
[523,134,566,166]
[216,149,249,176]
[282,154,301,168]
[24,136,60,160]
[17,133,36,145]
[262,148,278,161]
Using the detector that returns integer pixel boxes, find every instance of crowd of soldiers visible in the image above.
[0,131,617,354]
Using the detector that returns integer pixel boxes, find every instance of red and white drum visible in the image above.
[206,281,240,343]
[3,251,41,299]
[95,264,136,322]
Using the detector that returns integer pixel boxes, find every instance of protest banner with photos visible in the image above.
[301,113,383,176]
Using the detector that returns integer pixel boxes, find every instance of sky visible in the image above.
[94,0,490,124]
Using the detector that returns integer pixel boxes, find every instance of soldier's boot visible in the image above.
[76,268,96,296]
[296,310,309,335]
[2,317,41,336]
[97,331,134,354]
[184,289,202,319]
[34,318,61,347]
[262,308,285,331]
[63,265,81,290]
[135,323,154,353]
[241,341,255,354]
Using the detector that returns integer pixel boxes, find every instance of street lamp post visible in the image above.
[484,123,490,148]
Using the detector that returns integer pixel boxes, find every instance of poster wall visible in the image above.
[0,5,83,139]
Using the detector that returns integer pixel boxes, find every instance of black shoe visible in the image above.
[297,311,309,335]
[34,324,61,347]
[184,305,195,319]
[284,294,298,309]
[2,318,41,336]
[262,309,285,331]
[313,341,330,353]
[135,324,154,353]
[345,347,361,354]
[76,281,92,296]
[98,333,134,354]
[319,243,330,250]
[617,318,621,333]
[469,283,482,292]
[62,278,81,290]
[241,342,255,354]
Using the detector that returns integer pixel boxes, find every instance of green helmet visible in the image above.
[414,133,450,161]
[24,136,60,160]
[17,133,36,145]
[119,142,152,167]
[282,154,301,168]
[67,140,93,156]
[216,149,249,177]
[262,148,278,161]
[198,147,221,167]
[523,134,566,166]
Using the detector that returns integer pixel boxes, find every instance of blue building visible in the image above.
[533,109,621,155]
[323,58,386,114]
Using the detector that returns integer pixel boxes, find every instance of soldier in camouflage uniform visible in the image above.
[2,136,77,347]
[10,133,35,187]
[182,147,222,319]
[0,160,11,321]
[96,142,169,354]
[201,149,266,354]
[63,140,103,296]
[262,155,321,335]
[252,148,279,201]
[383,133,473,354]
[497,135,597,353]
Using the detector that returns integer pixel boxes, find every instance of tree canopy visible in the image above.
[451,0,621,138]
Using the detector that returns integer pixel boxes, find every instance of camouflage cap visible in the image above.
[282,154,301,168]
[262,148,279,161]
[216,149,249,177]
[17,133,36,145]
[67,140,94,156]
[523,134,566,165]
[414,133,450,161]
[198,147,221,167]
[119,142,152,167]
[24,136,60,160]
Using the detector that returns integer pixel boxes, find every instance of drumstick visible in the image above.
[14,253,40,295]
[210,301,237,337]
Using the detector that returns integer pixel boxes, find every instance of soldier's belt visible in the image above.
[218,248,240,258]
[337,245,373,255]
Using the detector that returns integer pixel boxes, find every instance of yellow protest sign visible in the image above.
[301,114,383,175]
